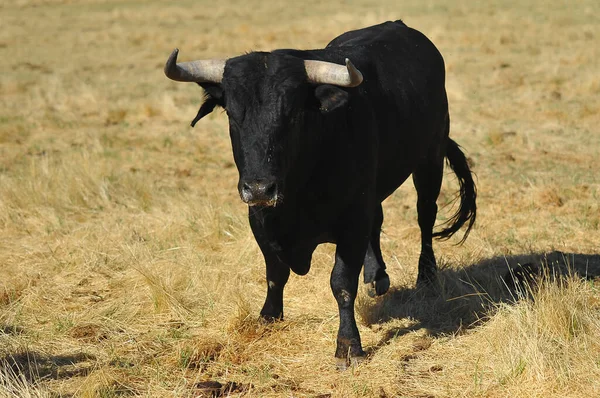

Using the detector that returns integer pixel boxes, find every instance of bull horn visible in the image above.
[164,48,225,83]
[304,58,363,87]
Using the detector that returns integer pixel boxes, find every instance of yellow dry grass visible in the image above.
[1,0,599,396]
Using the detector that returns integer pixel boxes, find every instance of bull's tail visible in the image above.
[432,138,477,244]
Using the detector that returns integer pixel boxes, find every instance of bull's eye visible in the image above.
[266,147,274,163]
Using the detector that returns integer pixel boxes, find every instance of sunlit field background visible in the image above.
[1,0,599,396]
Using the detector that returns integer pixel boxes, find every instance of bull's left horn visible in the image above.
[304,58,363,87]
[164,49,226,83]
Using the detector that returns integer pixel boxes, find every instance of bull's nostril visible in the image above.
[264,182,277,197]
[240,182,254,203]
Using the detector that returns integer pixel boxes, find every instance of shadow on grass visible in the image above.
[359,251,600,348]
[0,325,25,335]
[0,351,96,382]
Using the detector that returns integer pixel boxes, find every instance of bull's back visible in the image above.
[329,20,450,201]
[326,19,409,48]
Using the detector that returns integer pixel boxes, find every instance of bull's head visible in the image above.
[164,49,363,207]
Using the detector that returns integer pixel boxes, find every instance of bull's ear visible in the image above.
[314,85,348,114]
[199,83,224,102]
[191,83,224,127]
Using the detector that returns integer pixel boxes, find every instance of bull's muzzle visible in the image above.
[240,179,279,207]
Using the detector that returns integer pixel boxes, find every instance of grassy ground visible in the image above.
[1,0,599,396]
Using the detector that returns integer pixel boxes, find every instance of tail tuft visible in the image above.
[432,138,477,244]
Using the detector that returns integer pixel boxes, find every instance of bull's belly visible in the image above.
[375,167,413,202]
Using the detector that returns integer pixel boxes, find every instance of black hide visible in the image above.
[180,20,477,368]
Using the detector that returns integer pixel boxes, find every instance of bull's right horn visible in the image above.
[164,49,226,83]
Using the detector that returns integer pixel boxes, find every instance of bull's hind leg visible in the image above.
[363,204,390,296]
[412,160,444,285]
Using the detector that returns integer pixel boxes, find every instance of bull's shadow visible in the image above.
[0,350,96,383]
[358,251,600,348]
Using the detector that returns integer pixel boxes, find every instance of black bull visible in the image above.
[164,20,477,368]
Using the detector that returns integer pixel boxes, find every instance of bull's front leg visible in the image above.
[259,254,290,321]
[249,210,290,321]
[331,242,368,369]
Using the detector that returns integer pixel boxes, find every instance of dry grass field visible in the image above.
[1,0,600,396]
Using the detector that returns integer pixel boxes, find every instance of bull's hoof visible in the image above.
[416,268,438,288]
[259,312,283,323]
[367,274,390,297]
[335,340,366,370]
[335,355,366,371]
